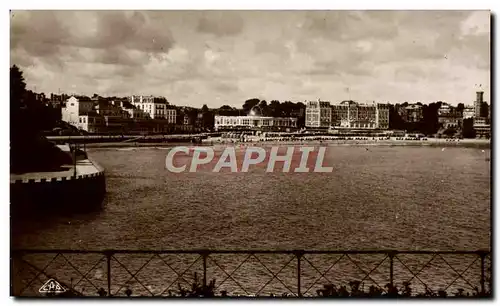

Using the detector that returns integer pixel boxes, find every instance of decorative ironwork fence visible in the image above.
[11,249,491,297]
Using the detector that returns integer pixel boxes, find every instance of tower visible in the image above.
[475,91,484,118]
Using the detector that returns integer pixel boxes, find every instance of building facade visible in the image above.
[214,106,298,131]
[463,106,475,119]
[475,91,483,118]
[62,95,180,134]
[473,117,491,138]
[331,101,389,129]
[438,103,461,129]
[77,114,105,133]
[165,108,177,124]
[129,95,170,120]
[404,104,423,123]
[472,91,491,138]
[61,96,95,127]
[376,103,390,129]
[214,116,298,131]
[305,100,331,128]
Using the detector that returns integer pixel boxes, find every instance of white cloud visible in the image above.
[10,10,490,107]
[461,11,490,36]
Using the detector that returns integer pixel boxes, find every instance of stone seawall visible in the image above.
[10,157,106,217]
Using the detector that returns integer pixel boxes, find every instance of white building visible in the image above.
[129,95,170,120]
[305,100,331,128]
[214,106,297,131]
[165,108,177,124]
[331,101,389,129]
[121,102,151,120]
[375,103,390,129]
[463,106,475,119]
[77,114,104,133]
[214,115,297,131]
[61,96,94,126]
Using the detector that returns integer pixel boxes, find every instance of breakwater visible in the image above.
[46,134,216,145]
[10,157,106,217]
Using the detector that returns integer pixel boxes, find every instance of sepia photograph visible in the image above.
[9,7,492,299]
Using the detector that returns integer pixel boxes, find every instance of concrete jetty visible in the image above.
[10,145,106,216]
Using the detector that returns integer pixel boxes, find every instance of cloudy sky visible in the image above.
[10,10,490,107]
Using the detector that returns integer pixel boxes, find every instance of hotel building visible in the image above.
[305,100,332,128]
[129,95,176,123]
[331,101,389,129]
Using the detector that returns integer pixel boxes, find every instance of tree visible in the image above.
[269,100,281,117]
[480,102,489,118]
[242,98,260,114]
[462,118,476,138]
[388,104,405,130]
[200,104,214,130]
[421,102,440,135]
[10,65,26,112]
[217,105,240,116]
[219,105,233,110]
[10,65,72,173]
[257,100,270,116]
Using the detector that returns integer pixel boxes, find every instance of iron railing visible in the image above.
[11,249,492,297]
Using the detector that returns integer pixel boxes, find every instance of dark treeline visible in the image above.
[11,65,61,134]
[11,65,72,173]
[388,101,487,137]
[389,102,442,135]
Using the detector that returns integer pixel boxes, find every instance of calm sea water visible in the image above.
[11,145,491,296]
[12,145,491,251]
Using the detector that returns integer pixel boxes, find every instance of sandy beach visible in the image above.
[82,137,490,149]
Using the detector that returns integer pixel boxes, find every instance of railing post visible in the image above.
[202,251,208,288]
[389,251,395,289]
[296,251,303,297]
[479,251,486,295]
[106,251,112,297]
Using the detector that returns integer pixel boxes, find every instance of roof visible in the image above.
[79,111,100,117]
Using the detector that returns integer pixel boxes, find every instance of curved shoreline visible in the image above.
[84,139,491,149]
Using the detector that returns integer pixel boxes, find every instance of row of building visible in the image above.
[213,100,391,132]
[301,91,490,137]
[56,90,490,137]
[395,91,490,137]
[61,95,184,134]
